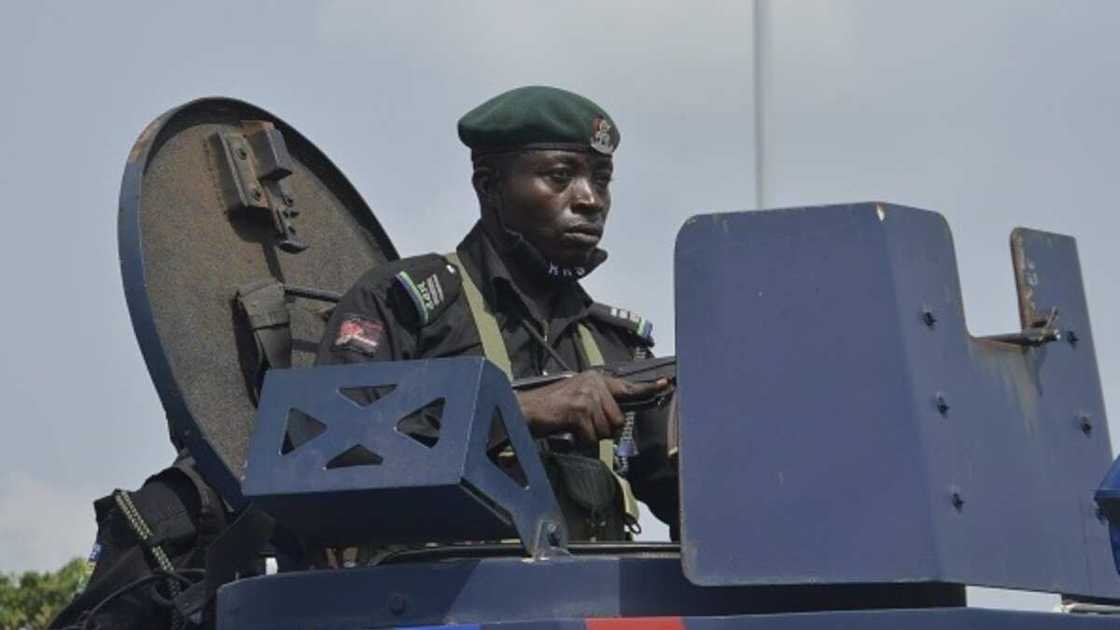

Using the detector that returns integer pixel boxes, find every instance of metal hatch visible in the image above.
[675,203,1118,599]
[119,97,398,506]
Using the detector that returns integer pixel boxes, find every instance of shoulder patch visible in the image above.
[388,254,462,327]
[334,314,384,356]
[588,302,655,346]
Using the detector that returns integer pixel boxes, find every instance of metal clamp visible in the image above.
[213,121,307,253]
[983,306,1061,347]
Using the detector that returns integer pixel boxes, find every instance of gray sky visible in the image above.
[1,0,1117,613]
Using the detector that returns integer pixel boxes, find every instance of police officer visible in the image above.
[52,86,678,630]
[318,85,678,539]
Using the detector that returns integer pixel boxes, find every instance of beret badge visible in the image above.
[590,117,615,155]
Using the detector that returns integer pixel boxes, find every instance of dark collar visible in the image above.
[455,222,592,329]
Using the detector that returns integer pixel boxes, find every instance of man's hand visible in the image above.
[516,372,670,444]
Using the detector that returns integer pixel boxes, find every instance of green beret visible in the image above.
[458,85,620,157]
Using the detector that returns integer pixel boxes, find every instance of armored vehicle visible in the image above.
[118,98,1120,629]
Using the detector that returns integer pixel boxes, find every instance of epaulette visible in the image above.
[387,254,462,327]
[588,302,655,346]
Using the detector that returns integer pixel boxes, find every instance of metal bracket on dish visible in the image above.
[213,121,306,253]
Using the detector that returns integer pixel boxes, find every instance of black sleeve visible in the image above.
[316,255,464,366]
[49,455,227,630]
[315,268,416,366]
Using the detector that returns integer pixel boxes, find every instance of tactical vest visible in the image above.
[446,253,640,539]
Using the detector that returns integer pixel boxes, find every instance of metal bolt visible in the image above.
[951,492,965,512]
[388,593,407,615]
[921,308,937,328]
[236,147,248,160]
[283,194,294,206]
[1067,330,1079,347]
[546,521,561,546]
[935,393,950,417]
[1079,414,1093,436]
[250,186,262,200]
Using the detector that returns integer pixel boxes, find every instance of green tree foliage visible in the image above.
[0,558,89,630]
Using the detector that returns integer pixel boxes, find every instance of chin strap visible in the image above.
[485,187,607,284]
[502,227,608,282]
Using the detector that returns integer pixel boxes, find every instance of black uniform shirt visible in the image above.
[315,222,678,528]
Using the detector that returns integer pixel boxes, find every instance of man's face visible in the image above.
[496,150,613,267]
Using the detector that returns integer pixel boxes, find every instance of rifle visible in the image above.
[511,355,676,412]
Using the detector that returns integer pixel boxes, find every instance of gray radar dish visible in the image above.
[120,98,398,506]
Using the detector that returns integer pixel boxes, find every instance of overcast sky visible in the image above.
[1,0,1117,613]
